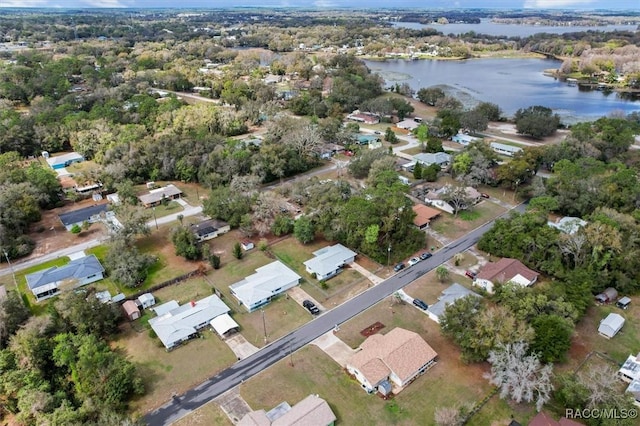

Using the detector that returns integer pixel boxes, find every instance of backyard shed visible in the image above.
[122,300,141,321]
[598,313,625,339]
[137,293,156,309]
[595,287,618,304]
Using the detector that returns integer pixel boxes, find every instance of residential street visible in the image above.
[144,202,527,426]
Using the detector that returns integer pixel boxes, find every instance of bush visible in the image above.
[233,242,243,259]
[209,254,221,269]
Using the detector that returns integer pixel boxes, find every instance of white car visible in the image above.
[407,257,421,267]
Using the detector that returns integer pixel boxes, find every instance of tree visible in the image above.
[54,289,121,338]
[417,87,445,106]
[460,109,488,133]
[440,185,474,216]
[171,226,202,260]
[436,265,449,282]
[0,291,30,348]
[486,341,554,412]
[414,123,429,151]
[233,242,243,260]
[209,254,221,269]
[413,162,423,180]
[271,213,294,236]
[390,97,414,120]
[530,314,573,363]
[294,215,315,244]
[104,237,156,288]
[70,224,82,235]
[514,106,560,139]
[384,127,398,143]
[421,163,440,182]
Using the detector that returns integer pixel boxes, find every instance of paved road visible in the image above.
[144,202,527,426]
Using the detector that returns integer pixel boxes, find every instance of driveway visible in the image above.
[348,261,383,285]
[213,386,252,424]
[224,334,259,360]
[311,331,356,368]
[288,286,326,312]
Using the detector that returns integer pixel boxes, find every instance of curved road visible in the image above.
[145,202,527,425]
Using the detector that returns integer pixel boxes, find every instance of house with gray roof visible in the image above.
[427,283,481,323]
[148,295,231,350]
[45,152,84,170]
[303,244,357,281]
[598,312,625,339]
[413,152,452,168]
[137,184,182,208]
[25,254,105,302]
[490,142,522,157]
[230,261,301,312]
[239,394,336,426]
[58,203,110,231]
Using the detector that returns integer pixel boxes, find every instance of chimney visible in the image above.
[190,300,196,307]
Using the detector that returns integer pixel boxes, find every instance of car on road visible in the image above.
[465,270,477,279]
[412,298,428,310]
[393,262,405,272]
[480,192,490,199]
[302,300,320,315]
[374,131,381,135]
[408,257,421,266]
[419,252,432,260]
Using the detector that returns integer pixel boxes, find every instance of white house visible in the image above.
[238,394,337,426]
[303,244,357,281]
[426,283,481,323]
[346,328,437,395]
[45,152,84,170]
[474,257,539,294]
[598,313,625,339]
[451,133,478,145]
[25,255,105,302]
[413,152,452,168]
[149,295,231,350]
[396,119,420,131]
[618,353,640,405]
[490,142,522,157]
[230,261,302,312]
[189,219,230,242]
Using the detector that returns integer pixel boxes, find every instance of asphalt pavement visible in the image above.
[144,202,527,425]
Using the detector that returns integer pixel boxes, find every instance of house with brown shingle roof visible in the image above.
[346,327,437,395]
[474,257,538,294]
[238,394,336,426]
[412,204,441,230]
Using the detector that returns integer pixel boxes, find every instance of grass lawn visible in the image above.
[400,146,423,156]
[116,323,237,417]
[241,299,524,426]
[172,401,232,426]
[150,201,184,218]
[431,201,507,241]
[66,159,102,176]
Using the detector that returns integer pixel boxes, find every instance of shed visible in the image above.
[241,240,254,251]
[137,293,156,309]
[122,300,141,321]
[598,313,625,339]
[617,296,632,310]
[595,287,618,304]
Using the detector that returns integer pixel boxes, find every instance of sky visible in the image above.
[0,0,637,9]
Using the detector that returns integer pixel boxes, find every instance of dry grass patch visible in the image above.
[431,201,507,241]
[172,401,232,426]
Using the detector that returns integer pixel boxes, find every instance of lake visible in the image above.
[392,19,638,38]
[364,58,640,123]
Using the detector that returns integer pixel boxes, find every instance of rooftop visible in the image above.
[58,204,109,227]
[25,254,104,292]
[476,258,538,284]
[412,204,441,227]
[303,244,357,277]
[427,283,481,320]
[138,184,182,205]
[230,261,301,308]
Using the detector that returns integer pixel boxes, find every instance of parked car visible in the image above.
[419,252,433,260]
[412,298,428,310]
[465,270,477,279]
[374,131,381,135]
[408,257,421,266]
[480,192,490,199]
[302,300,320,315]
[393,262,405,272]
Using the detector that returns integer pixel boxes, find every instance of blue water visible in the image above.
[364,58,640,123]
[392,19,638,38]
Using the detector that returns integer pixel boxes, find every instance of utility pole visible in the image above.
[261,309,267,344]
[3,250,17,288]
[152,207,159,230]
[387,243,391,269]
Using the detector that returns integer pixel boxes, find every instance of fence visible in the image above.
[123,268,204,302]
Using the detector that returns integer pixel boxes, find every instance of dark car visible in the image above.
[412,298,428,310]
[465,270,477,279]
[302,300,320,315]
[393,262,405,272]
[419,252,433,260]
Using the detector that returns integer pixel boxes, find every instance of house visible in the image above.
[413,152,452,168]
[209,313,240,338]
[230,261,302,312]
[303,243,357,281]
[347,110,380,124]
[490,142,523,157]
[595,287,618,304]
[58,203,110,231]
[189,219,230,242]
[451,133,478,145]
[25,254,105,302]
[618,352,640,404]
[238,394,336,426]
[598,312,625,339]
[148,295,231,350]
[241,240,255,251]
[45,152,84,170]
[355,135,381,146]
[474,257,539,294]
[427,283,481,323]
[424,186,481,214]
[412,204,441,230]
[137,293,156,309]
[528,411,584,426]
[122,300,141,321]
[548,216,587,235]
[396,119,420,131]
[346,327,437,395]
[137,184,183,208]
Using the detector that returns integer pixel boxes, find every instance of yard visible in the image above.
[431,200,508,241]
[172,401,232,426]
[240,299,534,425]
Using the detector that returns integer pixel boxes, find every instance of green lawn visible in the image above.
[150,201,183,218]
[431,201,507,241]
